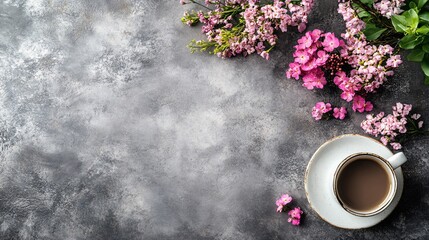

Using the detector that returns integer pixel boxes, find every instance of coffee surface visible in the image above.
[337,159,390,212]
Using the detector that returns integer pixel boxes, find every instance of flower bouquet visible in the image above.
[339,0,429,84]
[180,0,314,59]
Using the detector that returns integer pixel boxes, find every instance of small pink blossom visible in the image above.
[312,102,332,120]
[322,32,340,52]
[411,114,421,120]
[276,199,284,212]
[280,194,293,205]
[309,29,322,41]
[333,107,347,120]
[302,69,326,90]
[333,71,348,86]
[288,207,303,226]
[340,90,355,102]
[352,95,373,112]
[390,142,402,150]
[298,22,306,32]
[374,0,405,18]
[386,55,402,68]
[286,62,302,80]
[380,136,388,145]
[315,50,329,66]
[260,51,270,60]
[294,50,310,64]
[275,194,293,212]
[297,35,313,49]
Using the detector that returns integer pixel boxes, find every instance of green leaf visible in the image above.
[425,75,429,85]
[417,25,429,34]
[360,0,374,4]
[363,26,387,40]
[357,10,371,18]
[392,15,409,33]
[423,44,429,52]
[399,35,424,49]
[392,14,408,25]
[419,12,429,22]
[418,0,429,9]
[403,9,420,33]
[410,1,417,9]
[407,48,425,61]
[421,55,429,76]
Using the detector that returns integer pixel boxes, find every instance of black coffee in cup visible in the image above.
[336,158,390,212]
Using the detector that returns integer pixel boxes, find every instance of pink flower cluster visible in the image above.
[275,194,303,226]
[338,1,402,94]
[240,0,314,59]
[287,29,375,115]
[286,29,341,89]
[336,2,401,107]
[275,194,293,212]
[373,0,406,18]
[312,102,347,120]
[286,1,404,120]
[288,207,303,226]
[361,103,425,150]
[181,0,314,59]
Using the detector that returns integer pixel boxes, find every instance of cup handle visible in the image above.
[387,152,407,169]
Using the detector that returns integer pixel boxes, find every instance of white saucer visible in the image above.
[304,134,404,229]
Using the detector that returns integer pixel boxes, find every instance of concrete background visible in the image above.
[0,0,428,239]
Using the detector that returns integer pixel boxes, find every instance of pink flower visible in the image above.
[276,199,284,212]
[298,22,306,32]
[302,69,326,89]
[301,58,318,71]
[294,50,310,64]
[411,113,421,120]
[309,29,322,41]
[312,102,332,120]
[390,142,402,150]
[380,136,388,145]
[288,207,303,226]
[315,50,329,66]
[286,62,302,80]
[280,194,293,205]
[275,193,293,212]
[333,71,348,86]
[260,51,269,60]
[297,35,313,49]
[374,0,405,18]
[364,101,373,112]
[340,90,355,102]
[322,32,339,52]
[275,199,283,207]
[418,121,424,128]
[289,218,301,225]
[352,95,373,112]
[386,55,402,68]
[333,107,347,120]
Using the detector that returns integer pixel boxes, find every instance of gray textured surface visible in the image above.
[0,0,428,239]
